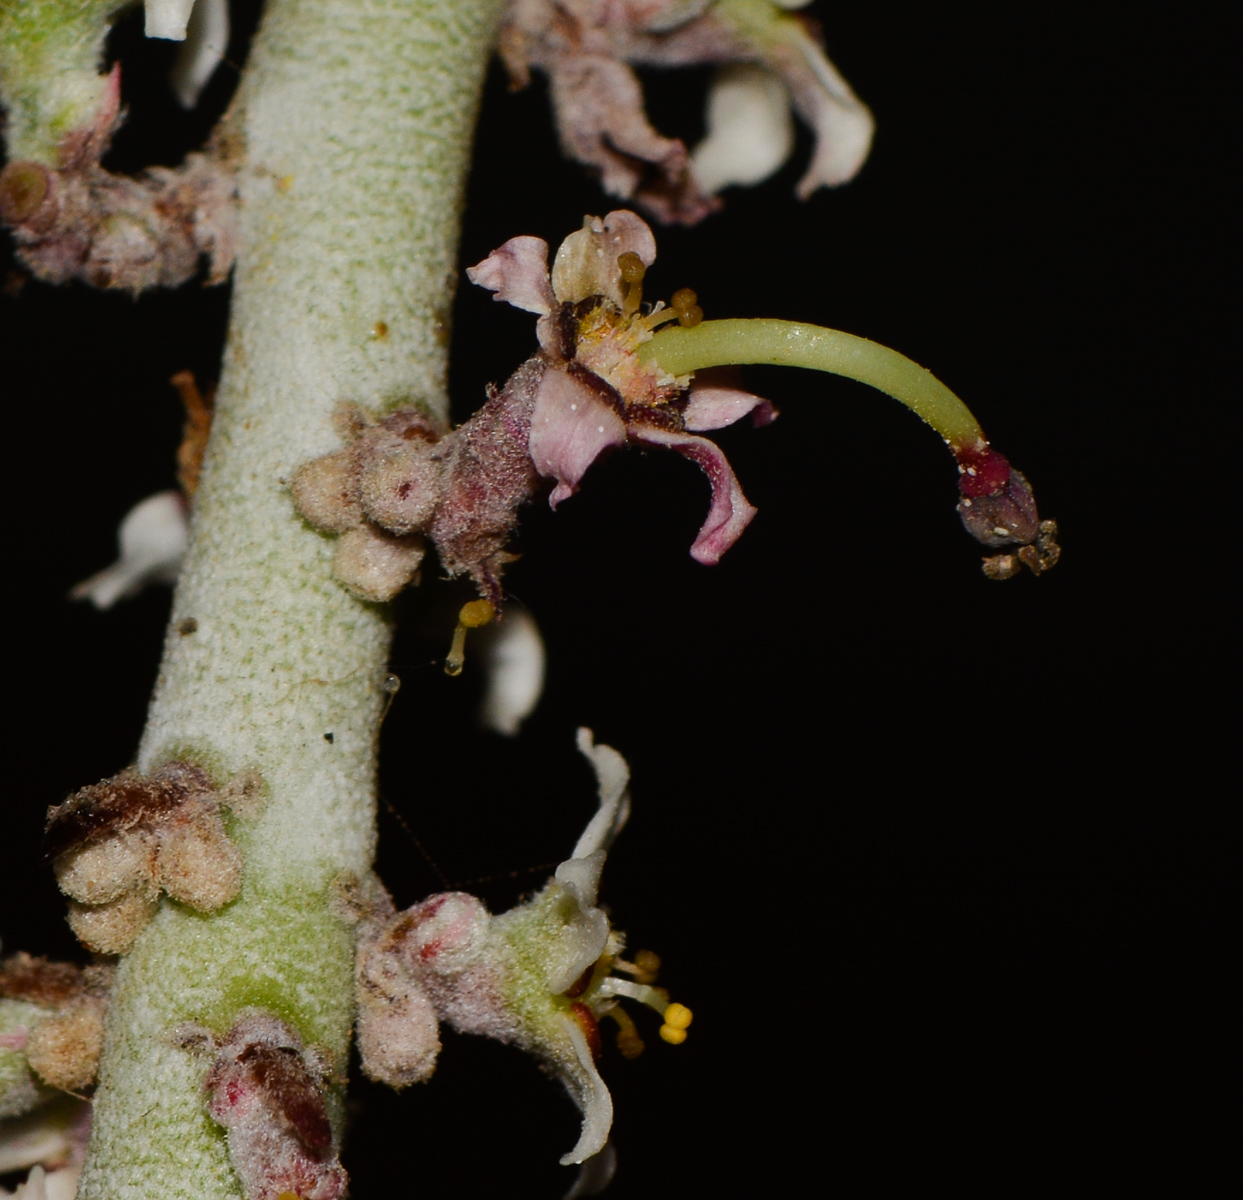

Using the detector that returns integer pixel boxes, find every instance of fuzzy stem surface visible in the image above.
[642,318,986,449]
[77,2,504,1197]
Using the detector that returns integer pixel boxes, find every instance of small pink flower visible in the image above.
[468,210,775,564]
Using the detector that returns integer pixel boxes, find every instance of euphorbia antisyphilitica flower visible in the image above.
[350,730,693,1170]
[293,209,1057,606]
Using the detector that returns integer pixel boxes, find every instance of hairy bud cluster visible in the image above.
[45,762,251,955]
[293,363,545,606]
[0,66,237,293]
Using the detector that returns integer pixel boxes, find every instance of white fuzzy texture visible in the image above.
[692,63,794,193]
[78,3,507,1198]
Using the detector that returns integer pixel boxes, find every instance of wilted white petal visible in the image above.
[562,1139,616,1199]
[70,490,188,610]
[170,0,229,108]
[691,64,794,194]
[145,0,196,40]
[559,1018,613,1166]
[570,729,630,863]
[478,607,546,736]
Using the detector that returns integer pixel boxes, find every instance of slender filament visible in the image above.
[640,319,985,450]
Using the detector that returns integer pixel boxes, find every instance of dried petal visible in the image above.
[466,235,556,315]
[631,425,758,562]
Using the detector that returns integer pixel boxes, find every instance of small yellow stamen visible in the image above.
[606,1006,646,1059]
[613,949,661,984]
[659,1002,693,1045]
[671,288,704,328]
[618,251,645,316]
[444,599,496,676]
[277,1193,303,1200]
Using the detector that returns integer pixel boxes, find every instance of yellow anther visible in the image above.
[658,1024,688,1045]
[277,1193,303,1200]
[632,949,661,983]
[618,251,645,316]
[607,1006,645,1059]
[663,1002,693,1031]
[617,252,646,284]
[445,599,495,676]
[458,599,496,629]
[671,287,704,327]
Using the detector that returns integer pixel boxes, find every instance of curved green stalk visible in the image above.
[641,318,985,450]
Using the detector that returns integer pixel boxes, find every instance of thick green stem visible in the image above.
[77,2,505,1197]
[642,318,985,450]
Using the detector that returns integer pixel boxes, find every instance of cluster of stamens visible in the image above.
[573,948,694,1060]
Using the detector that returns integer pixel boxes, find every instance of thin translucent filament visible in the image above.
[640,318,986,450]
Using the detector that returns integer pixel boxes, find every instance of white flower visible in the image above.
[70,490,188,609]
[478,607,547,736]
[358,729,691,1170]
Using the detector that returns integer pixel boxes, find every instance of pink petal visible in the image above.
[466,235,555,315]
[683,382,777,431]
[632,426,757,563]
[529,368,627,508]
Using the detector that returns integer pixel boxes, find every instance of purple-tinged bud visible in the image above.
[955,444,1041,547]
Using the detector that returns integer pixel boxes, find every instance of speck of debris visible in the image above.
[323,732,334,744]
[178,617,199,636]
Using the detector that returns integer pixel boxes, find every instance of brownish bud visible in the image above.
[358,440,444,534]
[291,452,363,533]
[24,1003,106,1093]
[0,163,56,232]
[66,889,160,956]
[154,820,243,911]
[332,526,425,603]
[47,763,245,953]
[53,830,155,905]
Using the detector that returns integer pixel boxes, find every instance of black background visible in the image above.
[1,3,1226,1196]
